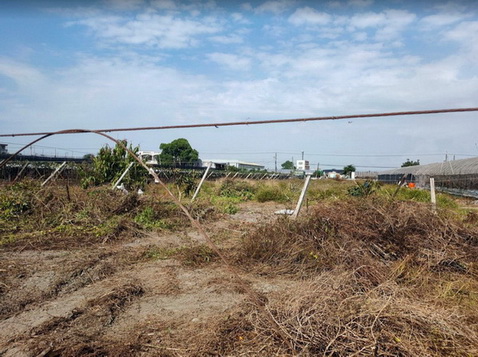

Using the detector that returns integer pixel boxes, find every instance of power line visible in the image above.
[1,107,477,138]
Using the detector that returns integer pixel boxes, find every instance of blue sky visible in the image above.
[1,0,477,171]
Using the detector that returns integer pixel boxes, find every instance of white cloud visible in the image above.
[346,10,416,41]
[0,57,46,89]
[207,52,252,71]
[71,12,222,48]
[288,7,332,26]
[443,21,478,66]
[444,20,478,43]
[349,11,385,28]
[210,34,244,44]
[3,1,478,166]
[375,10,416,41]
[231,12,250,24]
[254,0,295,14]
[420,13,469,28]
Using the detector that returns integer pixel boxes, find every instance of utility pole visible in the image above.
[274,153,277,172]
[301,151,304,160]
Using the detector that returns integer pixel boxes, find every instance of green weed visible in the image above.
[134,206,174,230]
[143,246,179,260]
[218,179,256,201]
[255,186,289,203]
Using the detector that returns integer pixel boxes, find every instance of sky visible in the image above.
[0,0,477,171]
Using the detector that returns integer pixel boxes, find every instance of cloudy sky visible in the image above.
[1,0,477,171]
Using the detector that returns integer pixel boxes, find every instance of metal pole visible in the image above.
[191,162,212,202]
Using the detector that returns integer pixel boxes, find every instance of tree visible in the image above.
[159,138,199,167]
[401,159,420,167]
[313,169,324,177]
[82,154,94,162]
[80,140,144,188]
[281,160,295,170]
[343,164,356,177]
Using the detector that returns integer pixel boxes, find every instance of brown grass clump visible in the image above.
[229,197,478,356]
[29,283,145,357]
[248,270,478,356]
[238,198,478,276]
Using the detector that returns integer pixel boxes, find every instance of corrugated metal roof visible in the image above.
[378,157,478,176]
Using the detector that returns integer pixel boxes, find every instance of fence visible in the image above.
[0,162,294,184]
[376,173,478,199]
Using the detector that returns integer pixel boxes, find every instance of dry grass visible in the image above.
[219,197,478,356]
[0,180,220,249]
[2,179,478,356]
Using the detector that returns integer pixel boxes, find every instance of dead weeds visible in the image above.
[1,180,478,356]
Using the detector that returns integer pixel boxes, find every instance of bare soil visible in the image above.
[0,201,290,356]
[1,196,477,356]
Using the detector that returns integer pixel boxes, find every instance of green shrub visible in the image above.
[348,180,381,197]
[134,206,173,230]
[223,202,239,215]
[218,179,255,201]
[255,186,289,203]
[382,185,458,209]
[0,182,34,219]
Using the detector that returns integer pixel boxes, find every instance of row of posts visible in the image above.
[39,162,440,216]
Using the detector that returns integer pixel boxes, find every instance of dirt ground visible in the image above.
[2,194,478,357]
[0,201,291,356]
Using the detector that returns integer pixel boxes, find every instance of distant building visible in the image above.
[0,143,7,155]
[138,151,160,166]
[202,159,265,171]
[296,160,310,171]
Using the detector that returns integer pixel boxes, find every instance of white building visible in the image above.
[202,159,265,171]
[296,160,310,171]
[138,151,160,166]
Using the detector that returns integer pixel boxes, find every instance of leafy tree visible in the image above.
[281,160,295,170]
[81,140,145,188]
[82,154,94,162]
[313,169,324,177]
[159,138,199,167]
[401,158,420,167]
[343,164,356,176]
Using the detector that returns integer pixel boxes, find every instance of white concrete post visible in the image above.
[41,162,67,187]
[112,162,134,189]
[430,177,437,213]
[191,162,212,202]
[292,174,312,219]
